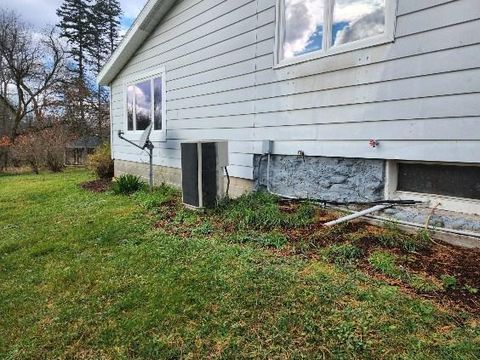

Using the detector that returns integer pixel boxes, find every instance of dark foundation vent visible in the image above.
[397,163,480,200]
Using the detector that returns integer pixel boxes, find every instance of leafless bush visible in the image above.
[11,123,72,173]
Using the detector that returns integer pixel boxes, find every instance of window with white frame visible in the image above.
[276,0,397,65]
[126,70,165,135]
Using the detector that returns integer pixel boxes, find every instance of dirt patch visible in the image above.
[80,179,112,193]
[400,243,480,312]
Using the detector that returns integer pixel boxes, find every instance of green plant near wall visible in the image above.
[111,174,145,195]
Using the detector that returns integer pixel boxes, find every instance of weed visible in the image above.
[258,232,288,249]
[191,221,214,236]
[377,222,430,252]
[135,184,179,212]
[369,251,441,293]
[408,275,441,293]
[220,192,315,230]
[229,231,288,249]
[326,243,364,266]
[441,275,458,291]
[463,285,478,294]
[368,251,401,277]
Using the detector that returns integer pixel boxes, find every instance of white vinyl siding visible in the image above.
[110,0,480,180]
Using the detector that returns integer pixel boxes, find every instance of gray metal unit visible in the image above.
[181,141,228,209]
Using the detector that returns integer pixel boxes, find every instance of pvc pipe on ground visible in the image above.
[323,205,392,226]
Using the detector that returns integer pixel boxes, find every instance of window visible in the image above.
[385,161,480,215]
[276,0,397,65]
[397,163,480,201]
[125,69,166,136]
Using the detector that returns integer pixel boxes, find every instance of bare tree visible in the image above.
[0,9,65,140]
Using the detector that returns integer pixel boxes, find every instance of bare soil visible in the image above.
[80,179,112,193]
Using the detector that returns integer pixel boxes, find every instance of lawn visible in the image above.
[0,169,479,359]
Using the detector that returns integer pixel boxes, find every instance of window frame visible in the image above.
[274,0,398,68]
[385,161,480,215]
[123,66,167,142]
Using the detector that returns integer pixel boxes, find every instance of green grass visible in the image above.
[0,170,479,359]
[369,251,442,293]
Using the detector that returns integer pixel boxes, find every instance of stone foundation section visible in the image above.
[114,159,253,198]
[254,155,386,202]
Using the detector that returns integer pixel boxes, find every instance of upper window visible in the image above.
[126,70,165,134]
[276,0,396,65]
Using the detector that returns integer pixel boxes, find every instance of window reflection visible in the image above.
[127,86,134,131]
[135,80,151,131]
[283,0,324,59]
[332,0,385,47]
[153,78,162,130]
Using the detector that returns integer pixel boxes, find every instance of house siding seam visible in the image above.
[109,0,480,182]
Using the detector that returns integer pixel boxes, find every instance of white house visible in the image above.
[98,0,480,235]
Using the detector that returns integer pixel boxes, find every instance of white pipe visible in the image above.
[324,205,391,227]
[326,204,480,241]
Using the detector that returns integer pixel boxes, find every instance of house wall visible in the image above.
[110,0,480,182]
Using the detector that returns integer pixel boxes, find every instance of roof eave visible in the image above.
[97,0,177,86]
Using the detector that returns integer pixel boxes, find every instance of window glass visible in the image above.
[283,0,325,60]
[127,85,134,130]
[332,0,385,47]
[135,80,152,131]
[153,77,162,130]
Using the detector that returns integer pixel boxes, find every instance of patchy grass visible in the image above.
[368,251,442,293]
[0,170,479,358]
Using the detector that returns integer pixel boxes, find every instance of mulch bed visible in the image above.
[154,197,480,314]
[270,201,480,314]
[80,179,112,193]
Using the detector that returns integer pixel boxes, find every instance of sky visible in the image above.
[0,0,146,33]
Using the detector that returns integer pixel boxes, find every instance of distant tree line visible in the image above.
[0,0,122,172]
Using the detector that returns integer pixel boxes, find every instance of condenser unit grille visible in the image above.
[181,141,228,209]
[181,143,200,207]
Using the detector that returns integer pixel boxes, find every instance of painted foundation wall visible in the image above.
[254,155,386,202]
[109,0,480,182]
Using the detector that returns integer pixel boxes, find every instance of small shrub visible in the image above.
[12,123,71,173]
[441,275,457,291]
[112,174,145,195]
[326,243,364,265]
[86,143,114,179]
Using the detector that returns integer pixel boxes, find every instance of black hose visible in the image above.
[225,166,230,198]
[278,197,421,207]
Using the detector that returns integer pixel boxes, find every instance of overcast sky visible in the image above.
[0,0,147,32]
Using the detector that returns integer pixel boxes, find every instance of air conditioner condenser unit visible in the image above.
[181,141,228,209]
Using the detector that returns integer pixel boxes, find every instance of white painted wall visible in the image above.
[110,0,480,180]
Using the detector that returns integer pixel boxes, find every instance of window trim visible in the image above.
[385,161,480,215]
[123,66,167,142]
[274,0,398,68]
